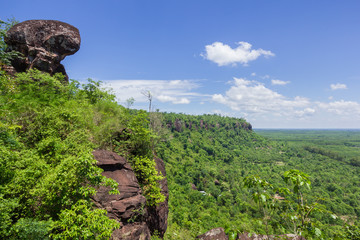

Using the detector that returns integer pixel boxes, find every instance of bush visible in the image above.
[132,156,165,206]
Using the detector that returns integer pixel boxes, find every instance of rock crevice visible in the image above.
[92,150,168,240]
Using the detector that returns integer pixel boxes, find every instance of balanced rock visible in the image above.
[5,20,80,82]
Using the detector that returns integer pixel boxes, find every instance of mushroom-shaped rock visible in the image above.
[5,20,80,82]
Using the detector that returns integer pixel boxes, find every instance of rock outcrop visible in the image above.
[5,20,80,82]
[196,228,229,240]
[92,150,168,240]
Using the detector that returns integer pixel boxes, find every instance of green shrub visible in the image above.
[51,200,119,240]
[132,156,165,206]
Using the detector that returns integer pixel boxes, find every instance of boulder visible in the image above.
[196,228,228,240]
[5,20,80,82]
[111,222,151,240]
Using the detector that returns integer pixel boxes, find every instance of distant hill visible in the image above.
[157,112,360,239]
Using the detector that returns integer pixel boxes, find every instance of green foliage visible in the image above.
[157,114,360,239]
[11,218,52,240]
[245,170,333,239]
[0,69,167,238]
[283,169,311,194]
[0,195,19,238]
[340,223,360,240]
[0,18,22,66]
[80,79,115,104]
[132,156,165,206]
[51,200,119,240]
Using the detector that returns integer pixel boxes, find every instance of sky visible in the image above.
[2,0,360,128]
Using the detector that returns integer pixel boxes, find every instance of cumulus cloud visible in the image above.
[271,79,290,85]
[202,41,274,66]
[103,79,200,105]
[157,95,190,104]
[318,100,360,116]
[212,78,312,117]
[295,108,316,117]
[330,83,347,90]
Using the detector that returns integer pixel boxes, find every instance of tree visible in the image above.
[243,175,279,236]
[141,90,152,112]
[0,18,22,66]
[244,170,334,239]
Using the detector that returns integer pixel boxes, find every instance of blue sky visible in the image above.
[2,0,360,128]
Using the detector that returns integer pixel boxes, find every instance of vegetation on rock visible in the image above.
[0,68,164,239]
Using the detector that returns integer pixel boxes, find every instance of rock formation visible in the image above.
[5,20,80,82]
[196,228,229,240]
[92,150,168,240]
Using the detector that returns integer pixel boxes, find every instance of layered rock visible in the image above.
[5,20,80,82]
[92,150,168,240]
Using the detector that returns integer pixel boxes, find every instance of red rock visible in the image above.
[111,222,151,240]
[5,20,80,82]
[92,150,169,239]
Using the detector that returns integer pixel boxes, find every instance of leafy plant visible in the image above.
[0,18,22,66]
[131,156,165,206]
[51,200,119,240]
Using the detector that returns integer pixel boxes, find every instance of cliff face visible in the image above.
[92,150,168,240]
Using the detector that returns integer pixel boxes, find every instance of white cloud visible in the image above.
[295,108,316,117]
[202,41,274,66]
[251,72,256,76]
[318,100,360,116]
[271,79,290,85]
[330,83,347,90]
[103,79,200,105]
[157,95,190,104]
[211,77,311,117]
